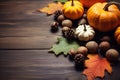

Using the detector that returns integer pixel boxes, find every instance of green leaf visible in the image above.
[50,37,80,55]
[54,0,68,3]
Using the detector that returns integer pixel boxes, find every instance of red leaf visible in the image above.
[83,54,112,80]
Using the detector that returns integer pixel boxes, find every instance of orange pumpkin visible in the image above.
[114,26,120,44]
[62,0,84,20]
[87,2,120,32]
[79,0,106,8]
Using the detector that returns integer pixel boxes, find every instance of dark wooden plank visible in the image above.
[0,50,120,80]
[0,50,85,80]
[0,36,59,49]
[0,0,61,49]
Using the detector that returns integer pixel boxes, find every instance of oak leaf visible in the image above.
[38,2,63,15]
[50,37,80,55]
[83,54,112,80]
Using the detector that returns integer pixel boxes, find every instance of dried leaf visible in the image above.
[83,54,112,80]
[54,0,68,3]
[38,2,63,15]
[50,37,80,55]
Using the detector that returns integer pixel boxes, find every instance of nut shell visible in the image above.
[100,36,111,42]
[62,26,70,32]
[57,15,65,23]
[85,41,98,53]
[62,19,72,28]
[99,41,110,51]
[69,48,76,56]
[51,22,59,31]
[78,18,87,25]
[77,46,88,56]
[106,49,119,61]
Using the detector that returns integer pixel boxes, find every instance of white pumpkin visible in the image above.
[75,24,95,41]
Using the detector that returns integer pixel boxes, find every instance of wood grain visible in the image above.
[0,50,120,80]
[0,0,120,80]
[0,50,85,80]
[0,0,61,49]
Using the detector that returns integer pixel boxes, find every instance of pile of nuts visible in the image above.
[50,10,120,65]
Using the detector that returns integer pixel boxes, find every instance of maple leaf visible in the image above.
[54,0,68,3]
[83,54,112,80]
[50,37,80,55]
[38,2,63,15]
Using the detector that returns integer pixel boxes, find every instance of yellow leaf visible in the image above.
[38,2,63,15]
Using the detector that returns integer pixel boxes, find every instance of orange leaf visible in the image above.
[38,2,63,15]
[83,54,112,80]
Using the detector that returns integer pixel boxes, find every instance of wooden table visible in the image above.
[0,0,120,80]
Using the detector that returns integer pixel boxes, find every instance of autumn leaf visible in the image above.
[54,0,68,3]
[38,2,63,15]
[83,54,112,80]
[50,37,80,55]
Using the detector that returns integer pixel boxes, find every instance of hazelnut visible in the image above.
[101,36,111,42]
[62,26,70,32]
[57,15,65,23]
[85,41,99,53]
[99,41,110,51]
[77,46,88,56]
[62,19,72,28]
[106,49,119,61]
[83,13,87,19]
[69,48,76,56]
[78,18,87,25]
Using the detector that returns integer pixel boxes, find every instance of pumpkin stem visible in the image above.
[71,0,74,6]
[84,24,87,31]
[103,1,120,11]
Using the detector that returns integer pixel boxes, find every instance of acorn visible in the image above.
[77,46,88,57]
[100,36,111,42]
[69,48,76,56]
[51,21,59,31]
[57,14,65,23]
[62,26,70,32]
[85,41,99,53]
[99,41,110,51]
[62,19,72,28]
[54,10,63,20]
[106,49,119,61]
[78,18,87,25]
[83,13,87,19]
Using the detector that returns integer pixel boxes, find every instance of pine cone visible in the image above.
[63,29,75,40]
[74,53,85,64]
[54,10,63,20]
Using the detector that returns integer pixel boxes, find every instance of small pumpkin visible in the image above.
[87,2,120,32]
[75,24,95,41]
[79,0,106,8]
[114,26,120,44]
[62,0,84,20]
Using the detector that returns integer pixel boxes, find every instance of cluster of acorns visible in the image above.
[51,10,76,40]
[51,10,88,40]
[50,10,119,65]
[69,36,119,65]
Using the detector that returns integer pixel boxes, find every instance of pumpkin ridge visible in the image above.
[87,2,120,32]
[62,0,84,20]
